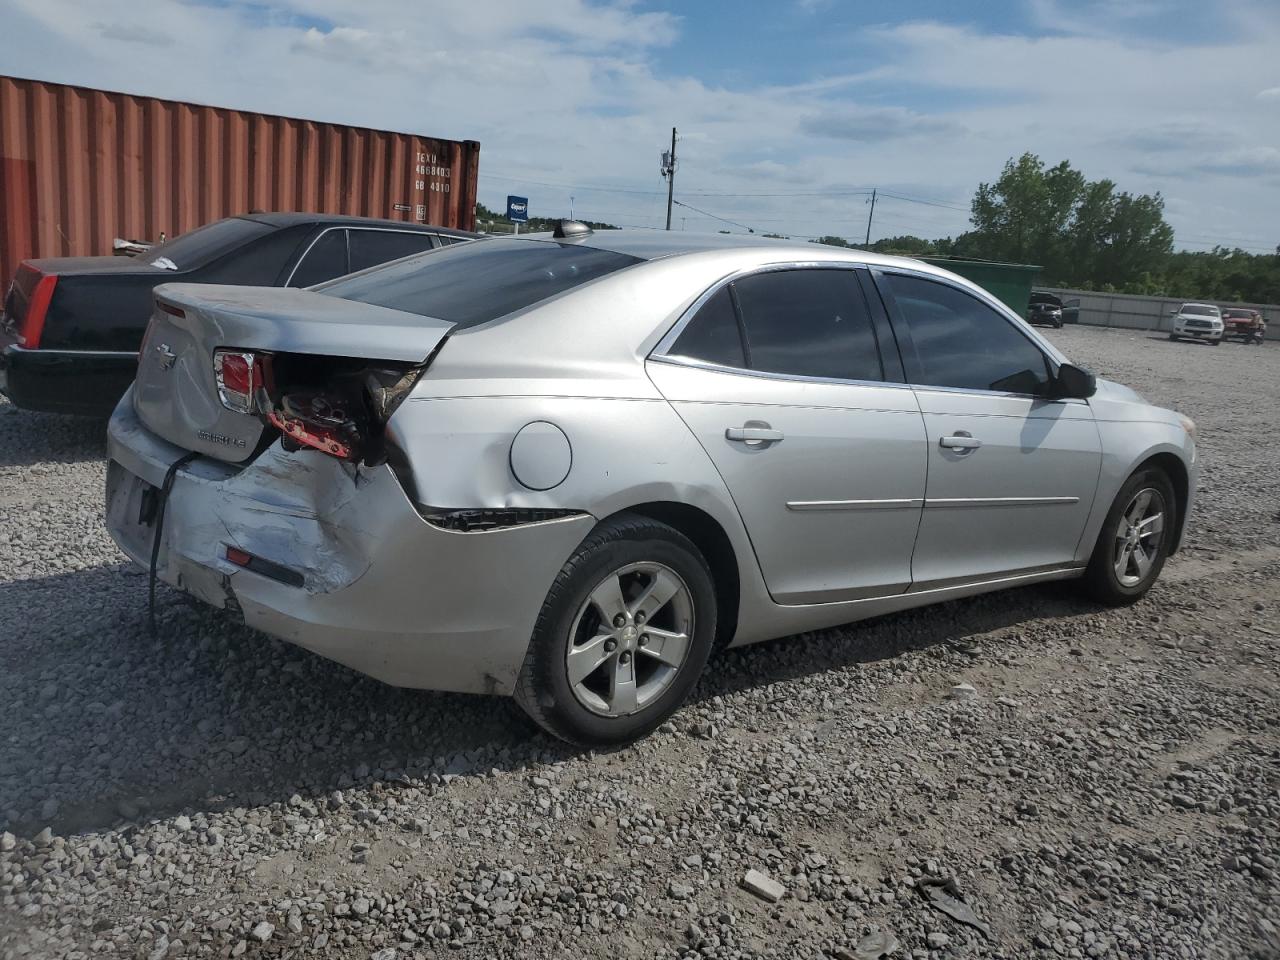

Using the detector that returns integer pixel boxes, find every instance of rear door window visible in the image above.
[317,239,641,327]
[144,217,274,271]
[733,269,884,381]
[348,230,438,272]
[288,230,349,287]
[884,273,1051,394]
[667,287,746,369]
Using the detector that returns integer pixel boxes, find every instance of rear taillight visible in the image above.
[17,273,57,348]
[213,349,271,414]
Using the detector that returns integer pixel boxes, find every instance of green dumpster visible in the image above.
[918,256,1042,315]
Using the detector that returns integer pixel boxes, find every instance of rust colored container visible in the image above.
[0,75,479,292]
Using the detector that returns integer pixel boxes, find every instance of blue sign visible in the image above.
[506,195,529,223]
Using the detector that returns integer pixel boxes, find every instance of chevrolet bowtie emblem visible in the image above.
[155,343,177,370]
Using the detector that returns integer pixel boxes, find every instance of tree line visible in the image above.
[814,153,1280,305]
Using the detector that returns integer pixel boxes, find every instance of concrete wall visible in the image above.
[1036,287,1278,332]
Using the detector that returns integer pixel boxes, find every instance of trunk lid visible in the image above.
[133,283,454,463]
[25,255,164,276]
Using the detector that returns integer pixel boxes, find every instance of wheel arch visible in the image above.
[1134,451,1191,554]
[600,501,741,650]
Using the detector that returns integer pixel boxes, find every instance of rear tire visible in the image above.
[1082,468,1176,605]
[514,513,717,746]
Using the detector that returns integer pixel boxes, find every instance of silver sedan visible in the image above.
[105,224,1198,744]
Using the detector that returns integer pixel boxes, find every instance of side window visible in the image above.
[289,230,348,287]
[667,287,746,368]
[886,274,1051,394]
[197,225,309,285]
[733,269,883,381]
[348,230,437,272]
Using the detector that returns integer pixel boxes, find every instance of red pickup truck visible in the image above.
[1222,308,1266,344]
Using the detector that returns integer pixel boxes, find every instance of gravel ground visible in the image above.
[2,325,1278,960]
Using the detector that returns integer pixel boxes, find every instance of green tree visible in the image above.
[966,153,1173,290]
[869,235,945,256]
[811,235,851,247]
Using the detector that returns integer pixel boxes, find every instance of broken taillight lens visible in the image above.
[213,349,271,414]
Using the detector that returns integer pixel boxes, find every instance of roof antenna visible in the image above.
[553,219,592,240]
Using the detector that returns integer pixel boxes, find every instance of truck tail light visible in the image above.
[17,270,57,348]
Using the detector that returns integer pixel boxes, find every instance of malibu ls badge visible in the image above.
[197,430,246,449]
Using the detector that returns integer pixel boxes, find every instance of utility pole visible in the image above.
[661,127,678,231]
[865,187,877,247]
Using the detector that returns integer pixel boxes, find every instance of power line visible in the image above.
[878,190,970,212]
[479,171,877,199]
[672,199,755,233]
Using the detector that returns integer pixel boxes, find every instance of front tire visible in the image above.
[1168,333,1179,341]
[1082,468,1176,605]
[514,514,717,746]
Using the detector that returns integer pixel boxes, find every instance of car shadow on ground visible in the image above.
[0,404,108,467]
[0,558,1101,837]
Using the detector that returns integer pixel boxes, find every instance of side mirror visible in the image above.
[1053,362,1096,399]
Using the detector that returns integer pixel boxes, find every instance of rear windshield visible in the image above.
[144,217,274,271]
[1181,304,1219,316]
[315,238,642,327]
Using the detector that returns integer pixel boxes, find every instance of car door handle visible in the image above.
[726,425,784,445]
[939,434,982,451]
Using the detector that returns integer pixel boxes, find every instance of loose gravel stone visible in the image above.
[741,869,785,903]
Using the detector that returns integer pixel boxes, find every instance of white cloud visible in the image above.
[1258,86,1280,99]
[800,105,965,142]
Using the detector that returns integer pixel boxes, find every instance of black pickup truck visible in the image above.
[1,213,474,416]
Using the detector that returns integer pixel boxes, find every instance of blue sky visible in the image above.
[1,0,1277,250]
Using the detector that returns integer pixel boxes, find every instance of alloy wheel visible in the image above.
[1113,487,1167,587]
[565,561,695,717]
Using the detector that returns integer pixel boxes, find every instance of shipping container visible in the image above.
[0,75,479,292]
[919,255,1042,315]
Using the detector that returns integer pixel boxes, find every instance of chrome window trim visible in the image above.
[283,226,445,287]
[646,353,914,392]
[909,382,1089,406]
[650,260,903,389]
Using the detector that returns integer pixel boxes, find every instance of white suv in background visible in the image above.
[1169,303,1223,345]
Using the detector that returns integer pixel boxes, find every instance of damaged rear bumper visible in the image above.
[105,392,594,695]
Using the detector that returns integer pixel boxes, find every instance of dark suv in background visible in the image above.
[1,213,474,416]
[1027,291,1064,328]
